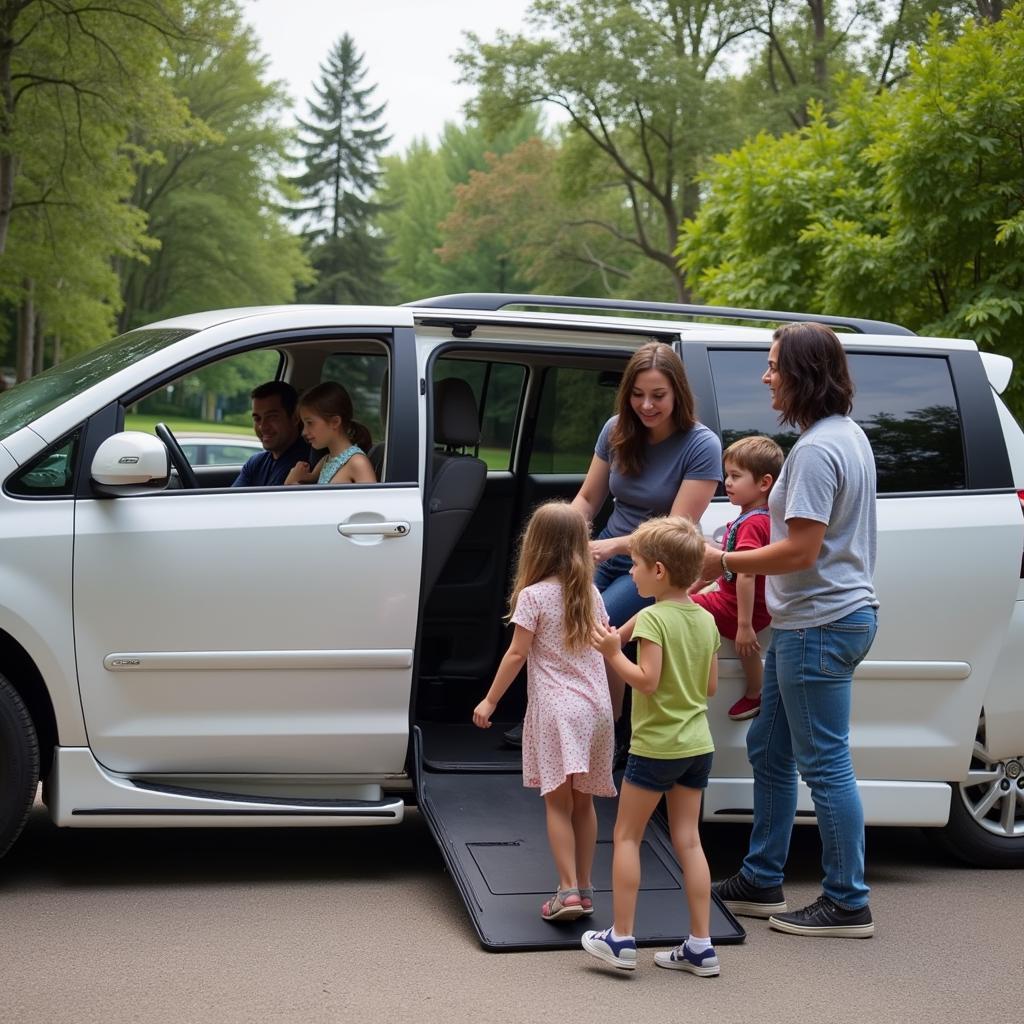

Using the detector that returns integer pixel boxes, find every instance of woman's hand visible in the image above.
[590,622,622,659]
[472,699,496,729]
[589,537,621,564]
[734,624,761,658]
[284,461,312,485]
[702,542,724,581]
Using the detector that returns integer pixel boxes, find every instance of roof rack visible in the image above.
[407,293,915,337]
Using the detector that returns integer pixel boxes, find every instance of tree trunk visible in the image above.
[52,333,61,366]
[16,278,35,382]
[0,10,18,257]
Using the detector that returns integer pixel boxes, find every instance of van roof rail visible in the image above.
[407,293,915,337]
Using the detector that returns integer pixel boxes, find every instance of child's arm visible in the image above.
[472,626,534,728]
[591,623,662,696]
[734,573,761,657]
[706,653,719,698]
[617,613,638,646]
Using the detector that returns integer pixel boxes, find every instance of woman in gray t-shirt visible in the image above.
[702,322,880,939]
[572,341,722,628]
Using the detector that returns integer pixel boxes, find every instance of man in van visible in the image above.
[232,381,310,487]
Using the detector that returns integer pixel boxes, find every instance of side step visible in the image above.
[47,748,404,827]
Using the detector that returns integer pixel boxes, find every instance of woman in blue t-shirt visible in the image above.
[571,341,722,626]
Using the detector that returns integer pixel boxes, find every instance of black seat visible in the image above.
[367,370,389,480]
[423,378,487,594]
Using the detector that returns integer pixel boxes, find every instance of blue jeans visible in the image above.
[593,544,653,627]
[741,606,878,910]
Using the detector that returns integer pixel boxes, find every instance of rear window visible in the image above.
[709,349,966,493]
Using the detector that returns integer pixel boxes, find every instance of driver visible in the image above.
[232,381,310,487]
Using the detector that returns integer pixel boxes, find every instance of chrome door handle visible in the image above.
[338,521,411,537]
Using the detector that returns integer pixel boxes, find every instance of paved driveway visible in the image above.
[0,799,1019,1024]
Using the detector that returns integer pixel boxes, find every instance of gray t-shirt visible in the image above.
[596,416,722,537]
[766,415,879,629]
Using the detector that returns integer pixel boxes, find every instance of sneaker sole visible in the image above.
[768,916,874,938]
[654,953,720,976]
[581,934,637,971]
[719,898,787,918]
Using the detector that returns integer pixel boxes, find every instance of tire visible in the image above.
[934,711,1024,868]
[0,674,40,861]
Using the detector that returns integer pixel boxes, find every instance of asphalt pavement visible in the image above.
[0,796,1020,1024]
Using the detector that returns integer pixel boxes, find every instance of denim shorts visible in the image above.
[623,751,714,793]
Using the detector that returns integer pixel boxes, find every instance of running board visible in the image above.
[413,728,745,951]
[48,748,404,827]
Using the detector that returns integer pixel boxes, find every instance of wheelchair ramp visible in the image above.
[414,728,745,952]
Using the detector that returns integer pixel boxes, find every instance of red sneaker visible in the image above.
[728,695,761,721]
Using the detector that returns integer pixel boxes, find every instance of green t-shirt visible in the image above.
[630,600,720,759]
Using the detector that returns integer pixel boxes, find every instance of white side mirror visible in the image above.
[91,432,169,494]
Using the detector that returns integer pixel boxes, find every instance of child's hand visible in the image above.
[284,461,311,485]
[472,699,496,729]
[735,624,761,658]
[590,622,622,659]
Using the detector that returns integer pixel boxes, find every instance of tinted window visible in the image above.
[7,434,79,496]
[530,367,617,474]
[320,352,389,444]
[433,358,525,470]
[709,349,965,493]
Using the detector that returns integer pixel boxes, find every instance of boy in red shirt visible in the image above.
[693,436,784,721]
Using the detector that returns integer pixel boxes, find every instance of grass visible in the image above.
[124,415,254,437]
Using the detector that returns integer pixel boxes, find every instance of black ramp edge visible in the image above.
[413,728,745,952]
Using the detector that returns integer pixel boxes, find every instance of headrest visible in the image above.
[434,377,480,449]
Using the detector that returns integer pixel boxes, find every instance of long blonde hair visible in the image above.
[507,502,597,651]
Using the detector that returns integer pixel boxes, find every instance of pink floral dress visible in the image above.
[512,580,617,798]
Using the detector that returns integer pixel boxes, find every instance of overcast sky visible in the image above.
[242,0,537,154]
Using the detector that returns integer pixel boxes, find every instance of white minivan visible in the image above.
[1,294,1021,950]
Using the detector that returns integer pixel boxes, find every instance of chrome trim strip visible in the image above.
[103,649,413,671]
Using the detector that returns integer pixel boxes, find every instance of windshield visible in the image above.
[0,328,194,441]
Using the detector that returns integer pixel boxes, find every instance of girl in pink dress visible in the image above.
[473,502,617,923]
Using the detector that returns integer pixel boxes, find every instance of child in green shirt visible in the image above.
[582,515,721,976]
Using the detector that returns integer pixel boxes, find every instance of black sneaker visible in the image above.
[769,895,874,938]
[712,871,787,918]
[502,722,523,748]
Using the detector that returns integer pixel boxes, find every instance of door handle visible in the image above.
[338,521,411,537]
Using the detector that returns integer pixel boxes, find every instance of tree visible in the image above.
[376,112,542,301]
[458,0,757,301]
[677,11,1024,415]
[290,34,391,304]
[0,0,192,377]
[117,0,310,331]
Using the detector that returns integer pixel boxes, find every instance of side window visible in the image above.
[320,351,389,447]
[708,348,966,493]
[433,358,526,470]
[529,367,617,474]
[127,349,279,466]
[7,433,79,497]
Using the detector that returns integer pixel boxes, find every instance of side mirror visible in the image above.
[90,432,170,496]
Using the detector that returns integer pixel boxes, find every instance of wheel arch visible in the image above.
[0,628,58,779]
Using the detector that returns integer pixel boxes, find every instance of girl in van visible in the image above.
[472,502,617,922]
[284,382,376,485]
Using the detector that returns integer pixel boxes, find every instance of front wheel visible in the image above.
[935,711,1024,868]
[0,674,40,860]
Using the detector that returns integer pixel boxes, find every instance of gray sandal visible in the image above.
[541,887,585,921]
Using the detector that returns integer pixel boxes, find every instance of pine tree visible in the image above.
[290,34,392,304]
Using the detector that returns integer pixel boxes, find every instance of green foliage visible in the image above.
[376,113,541,301]
[0,0,192,362]
[118,0,311,330]
[457,0,757,300]
[678,11,1024,416]
[289,34,391,304]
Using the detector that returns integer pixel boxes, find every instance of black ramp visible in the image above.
[414,732,746,952]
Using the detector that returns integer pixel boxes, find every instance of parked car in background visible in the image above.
[176,432,262,466]
[0,296,1020,940]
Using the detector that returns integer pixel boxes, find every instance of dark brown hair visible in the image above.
[611,342,696,476]
[773,322,854,431]
[251,380,298,416]
[298,382,372,452]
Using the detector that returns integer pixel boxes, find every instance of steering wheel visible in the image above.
[155,423,198,488]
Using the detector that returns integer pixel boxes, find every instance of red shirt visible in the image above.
[692,512,771,639]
